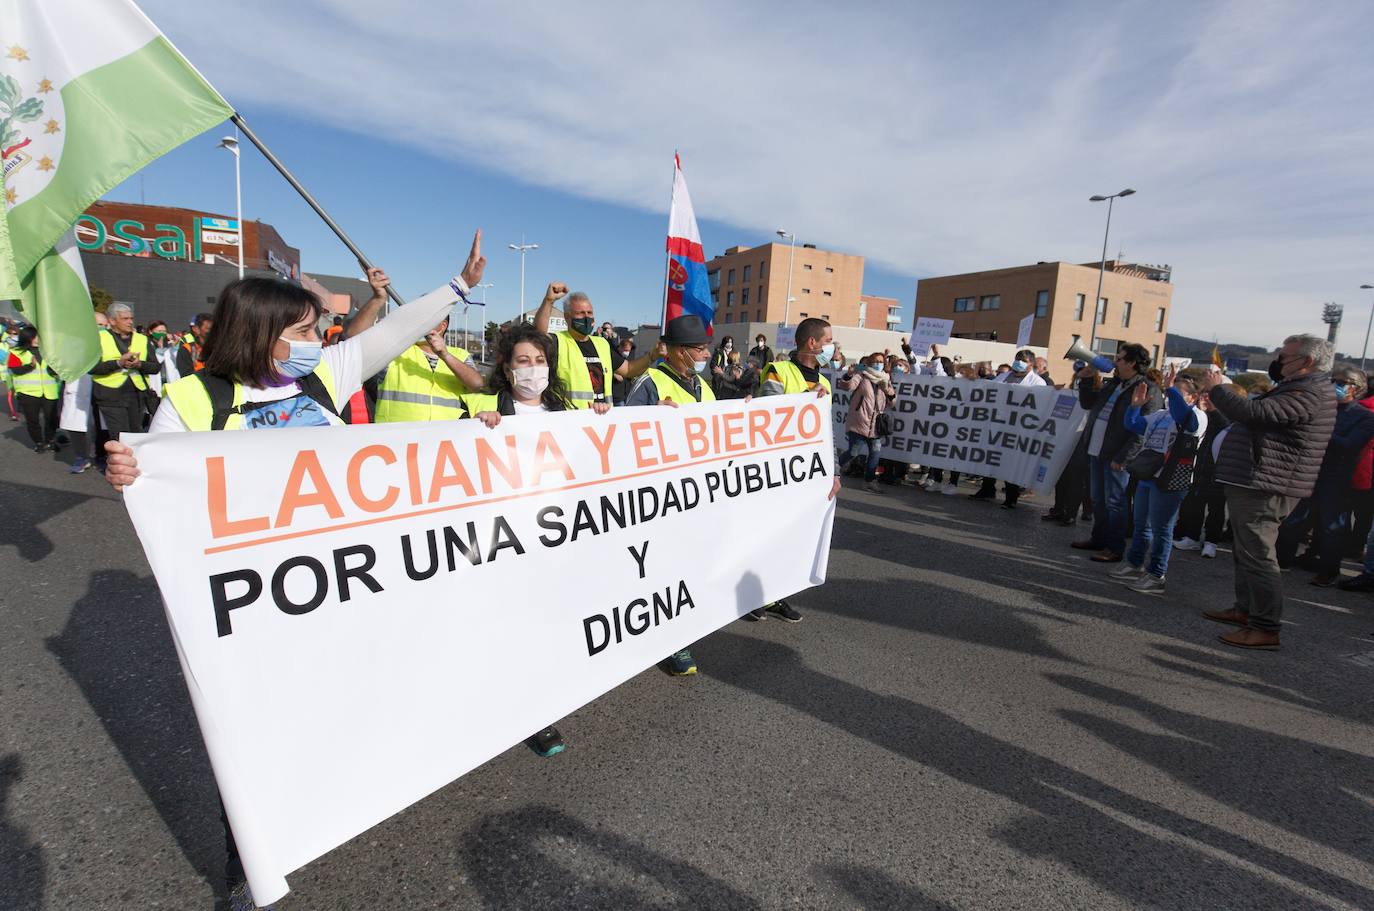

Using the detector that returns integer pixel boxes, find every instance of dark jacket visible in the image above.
[1078,372,1163,465]
[1315,401,1374,489]
[1211,372,1336,498]
[1194,408,1231,490]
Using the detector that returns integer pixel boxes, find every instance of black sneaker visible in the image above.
[744,608,767,621]
[1337,573,1374,592]
[968,491,995,501]
[527,726,566,757]
[32,444,45,453]
[766,600,803,623]
[665,650,697,675]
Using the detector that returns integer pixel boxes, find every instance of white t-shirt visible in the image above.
[512,400,548,416]
[995,370,1047,387]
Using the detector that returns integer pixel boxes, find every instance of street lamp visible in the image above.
[1087,188,1135,350]
[776,229,798,327]
[471,281,493,362]
[216,134,244,278]
[1360,284,1374,371]
[508,238,539,323]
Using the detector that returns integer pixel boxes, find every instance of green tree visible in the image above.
[89,285,113,313]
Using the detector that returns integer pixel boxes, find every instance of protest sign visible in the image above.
[830,374,1084,493]
[912,317,953,349]
[1016,314,1034,348]
[120,396,835,902]
[775,324,796,353]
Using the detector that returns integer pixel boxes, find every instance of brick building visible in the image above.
[914,260,1174,385]
[707,242,899,329]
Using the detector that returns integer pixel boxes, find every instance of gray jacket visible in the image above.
[1210,372,1336,498]
[1078,373,1163,465]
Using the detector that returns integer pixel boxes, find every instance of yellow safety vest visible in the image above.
[9,348,60,400]
[374,344,473,423]
[765,359,831,395]
[461,391,500,416]
[554,330,613,409]
[644,365,715,404]
[163,362,339,431]
[93,330,150,391]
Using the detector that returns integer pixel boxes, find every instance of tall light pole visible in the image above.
[472,281,493,362]
[216,134,244,278]
[1087,188,1135,350]
[1360,284,1374,371]
[776,229,798,327]
[508,238,538,323]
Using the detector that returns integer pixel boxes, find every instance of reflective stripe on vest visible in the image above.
[374,345,472,423]
[765,360,831,395]
[9,349,60,399]
[93,330,149,390]
[163,362,339,431]
[646,365,715,405]
[554,331,612,408]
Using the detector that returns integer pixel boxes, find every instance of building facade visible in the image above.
[914,260,1173,385]
[706,242,869,328]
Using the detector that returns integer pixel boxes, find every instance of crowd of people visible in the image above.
[6,228,1370,908]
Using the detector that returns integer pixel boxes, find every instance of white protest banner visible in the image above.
[830,374,1084,494]
[120,396,835,902]
[775,324,796,353]
[1016,313,1034,348]
[912,317,953,349]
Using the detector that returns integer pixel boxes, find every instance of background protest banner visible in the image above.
[911,316,953,349]
[830,374,1084,493]
[1016,313,1035,348]
[120,395,835,902]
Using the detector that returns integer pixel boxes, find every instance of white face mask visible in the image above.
[511,364,549,399]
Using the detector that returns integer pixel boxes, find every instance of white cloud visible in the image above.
[143,0,1374,347]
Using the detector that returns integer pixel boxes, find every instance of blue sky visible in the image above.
[115,0,1374,347]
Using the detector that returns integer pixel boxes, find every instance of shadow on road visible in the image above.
[816,862,958,910]
[459,806,763,909]
[0,754,45,911]
[0,479,102,562]
[1049,672,1374,871]
[703,631,1371,909]
[46,569,223,897]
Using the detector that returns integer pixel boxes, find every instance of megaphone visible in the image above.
[1064,336,1116,373]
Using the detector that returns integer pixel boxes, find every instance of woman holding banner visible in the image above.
[101,231,487,911]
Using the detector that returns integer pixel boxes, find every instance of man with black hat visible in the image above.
[624,314,715,409]
[623,314,716,676]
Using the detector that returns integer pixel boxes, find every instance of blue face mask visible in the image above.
[817,342,835,367]
[276,337,323,379]
[693,359,709,374]
[1334,383,1350,400]
[1012,359,1029,373]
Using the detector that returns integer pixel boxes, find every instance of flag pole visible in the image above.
[230,113,407,307]
[659,152,677,328]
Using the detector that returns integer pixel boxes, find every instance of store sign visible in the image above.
[75,213,237,263]
[202,230,240,246]
[201,216,239,231]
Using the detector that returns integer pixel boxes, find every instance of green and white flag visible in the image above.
[1,0,233,378]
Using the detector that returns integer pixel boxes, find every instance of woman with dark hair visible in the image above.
[99,231,486,911]
[6,325,61,452]
[102,234,483,450]
[463,323,601,426]
[461,322,605,761]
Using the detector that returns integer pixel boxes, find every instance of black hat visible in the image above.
[661,315,710,347]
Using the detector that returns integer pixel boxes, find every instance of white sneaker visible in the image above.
[1129,573,1166,594]
[1109,562,1144,580]
[921,477,937,491]
[1174,537,1201,551]
[1201,542,1217,559]
[941,482,958,495]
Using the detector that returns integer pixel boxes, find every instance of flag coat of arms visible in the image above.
[663,153,712,329]
[0,0,233,378]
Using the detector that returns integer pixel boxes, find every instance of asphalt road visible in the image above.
[3,422,1373,911]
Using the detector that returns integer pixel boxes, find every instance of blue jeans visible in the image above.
[1125,480,1186,577]
[1088,455,1131,554]
[840,431,882,481]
